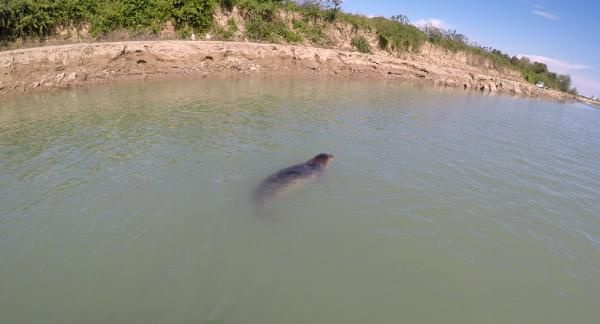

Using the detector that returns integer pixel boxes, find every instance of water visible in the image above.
[1,79,599,323]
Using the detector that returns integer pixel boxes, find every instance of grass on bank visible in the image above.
[0,0,577,94]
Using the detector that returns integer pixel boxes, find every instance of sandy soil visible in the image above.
[0,40,576,101]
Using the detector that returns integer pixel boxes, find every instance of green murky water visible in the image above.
[1,79,599,323]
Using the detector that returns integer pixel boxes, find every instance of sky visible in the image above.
[341,0,600,96]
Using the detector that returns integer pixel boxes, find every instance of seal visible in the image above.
[253,153,334,207]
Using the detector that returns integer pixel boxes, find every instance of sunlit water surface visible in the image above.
[1,79,599,323]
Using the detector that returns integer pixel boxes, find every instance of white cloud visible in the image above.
[517,54,592,73]
[531,10,559,20]
[413,18,446,29]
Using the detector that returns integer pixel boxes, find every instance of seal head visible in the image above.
[307,153,334,168]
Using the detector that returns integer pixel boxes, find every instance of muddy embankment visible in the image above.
[0,40,575,101]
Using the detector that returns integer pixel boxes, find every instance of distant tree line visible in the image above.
[510,56,576,94]
[420,24,577,94]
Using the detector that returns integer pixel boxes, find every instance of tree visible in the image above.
[391,14,410,24]
[510,55,520,66]
[557,74,572,92]
[327,0,343,10]
[447,29,468,44]
[299,0,323,21]
[519,56,531,67]
[531,62,548,74]
[325,0,342,21]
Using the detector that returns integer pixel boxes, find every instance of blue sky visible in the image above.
[342,0,600,96]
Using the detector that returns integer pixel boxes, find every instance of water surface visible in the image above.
[1,79,599,323]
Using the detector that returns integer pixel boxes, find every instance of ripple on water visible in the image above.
[1,80,600,323]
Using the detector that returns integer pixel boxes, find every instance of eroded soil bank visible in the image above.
[0,40,575,101]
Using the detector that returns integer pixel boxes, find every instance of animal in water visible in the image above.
[253,153,334,207]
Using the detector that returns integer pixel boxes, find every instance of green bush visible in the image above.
[245,16,273,41]
[292,18,324,43]
[212,17,238,40]
[246,15,300,43]
[351,36,371,53]
[338,12,373,30]
[372,17,424,52]
[237,0,279,21]
[1,0,66,41]
[1,0,216,43]
[169,0,216,33]
[281,26,302,43]
[220,0,238,11]
[212,24,231,40]
[227,17,238,32]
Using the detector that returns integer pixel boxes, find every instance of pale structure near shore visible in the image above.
[0,41,575,101]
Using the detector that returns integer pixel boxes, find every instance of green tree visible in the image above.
[531,61,548,74]
[325,0,342,21]
[510,55,520,66]
[557,74,572,92]
[391,14,409,24]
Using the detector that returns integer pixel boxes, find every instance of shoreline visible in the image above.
[0,40,577,102]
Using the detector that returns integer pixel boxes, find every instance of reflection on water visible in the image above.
[1,79,599,323]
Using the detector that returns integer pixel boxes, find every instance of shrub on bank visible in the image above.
[373,17,425,52]
[292,18,325,44]
[245,16,301,43]
[351,36,370,54]
[0,0,217,43]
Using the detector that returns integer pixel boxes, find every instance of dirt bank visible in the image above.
[0,40,575,101]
